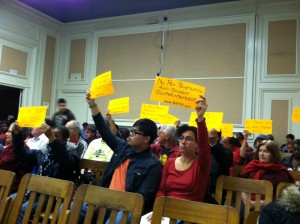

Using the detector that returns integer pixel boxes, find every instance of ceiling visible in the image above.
[18,0,237,23]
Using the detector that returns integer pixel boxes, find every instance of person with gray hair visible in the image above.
[65,120,87,158]
[150,124,180,165]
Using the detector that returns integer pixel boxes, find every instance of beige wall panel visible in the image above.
[164,23,246,77]
[271,100,288,147]
[267,19,297,75]
[94,78,243,124]
[0,45,28,76]
[42,35,56,115]
[68,39,86,79]
[97,33,161,79]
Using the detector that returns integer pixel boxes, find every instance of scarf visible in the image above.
[242,159,294,182]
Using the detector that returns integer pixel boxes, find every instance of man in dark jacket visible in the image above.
[83,91,162,222]
[52,98,76,126]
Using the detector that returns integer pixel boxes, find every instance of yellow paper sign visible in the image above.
[159,114,179,126]
[244,119,272,134]
[189,112,223,131]
[140,104,169,123]
[221,123,234,137]
[205,112,224,131]
[292,107,300,123]
[17,106,47,127]
[90,71,115,99]
[151,76,206,109]
[108,97,129,114]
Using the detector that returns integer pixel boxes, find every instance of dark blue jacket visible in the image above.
[93,113,162,214]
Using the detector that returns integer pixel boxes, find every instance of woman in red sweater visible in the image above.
[144,96,211,222]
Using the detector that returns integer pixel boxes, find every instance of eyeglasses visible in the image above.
[129,128,144,136]
[262,140,274,144]
[178,136,195,142]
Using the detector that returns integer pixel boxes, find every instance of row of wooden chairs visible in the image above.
[0,170,240,224]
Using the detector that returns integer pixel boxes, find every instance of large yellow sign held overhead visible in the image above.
[151,76,205,109]
[17,106,47,127]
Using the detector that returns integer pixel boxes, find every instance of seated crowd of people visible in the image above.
[0,94,299,224]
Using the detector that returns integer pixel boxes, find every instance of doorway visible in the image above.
[0,85,21,121]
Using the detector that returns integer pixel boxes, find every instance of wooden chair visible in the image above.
[0,169,16,223]
[232,165,245,177]
[245,211,260,224]
[215,175,273,224]
[280,152,292,160]
[4,173,75,224]
[289,170,300,183]
[275,182,300,200]
[151,196,239,224]
[78,159,109,185]
[0,169,16,201]
[63,184,144,224]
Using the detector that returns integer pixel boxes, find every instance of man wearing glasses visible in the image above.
[84,91,162,222]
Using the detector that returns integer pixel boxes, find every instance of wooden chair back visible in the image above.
[151,196,239,224]
[78,159,109,185]
[276,182,300,200]
[215,175,273,224]
[64,184,144,224]
[280,152,292,160]
[289,170,300,183]
[0,169,15,200]
[232,165,245,177]
[6,173,75,224]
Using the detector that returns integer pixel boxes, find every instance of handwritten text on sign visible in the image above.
[221,123,234,137]
[17,106,47,127]
[151,76,205,109]
[108,97,129,114]
[90,71,115,99]
[245,119,272,134]
[140,104,169,123]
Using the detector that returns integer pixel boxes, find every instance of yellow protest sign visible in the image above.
[108,97,129,114]
[292,107,300,122]
[221,123,234,137]
[150,76,205,109]
[159,114,179,125]
[189,112,223,131]
[140,104,169,123]
[90,71,114,99]
[17,106,47,127]
[244,119,272,134]
[205,112,224,131]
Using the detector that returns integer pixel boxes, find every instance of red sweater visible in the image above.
[155,119,211,202]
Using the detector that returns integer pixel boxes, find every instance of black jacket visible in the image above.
[259,185,300,224]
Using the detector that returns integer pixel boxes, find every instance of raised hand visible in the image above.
[40,123,55,143]
[195,95,208,122]
[86,90,96,107]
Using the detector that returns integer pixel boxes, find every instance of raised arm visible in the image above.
[195,96,209,152]
[86,90,124,151]
[240,130,250,158]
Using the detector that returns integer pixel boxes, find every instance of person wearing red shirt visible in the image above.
[144,96,211,222]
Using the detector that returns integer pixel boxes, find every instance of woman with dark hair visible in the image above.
[144,96,211,222]
[241,140,294,204]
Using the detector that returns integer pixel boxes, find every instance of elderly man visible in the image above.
[65,120,87,158]
[26,127,49,154]
[150,124,180,165]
